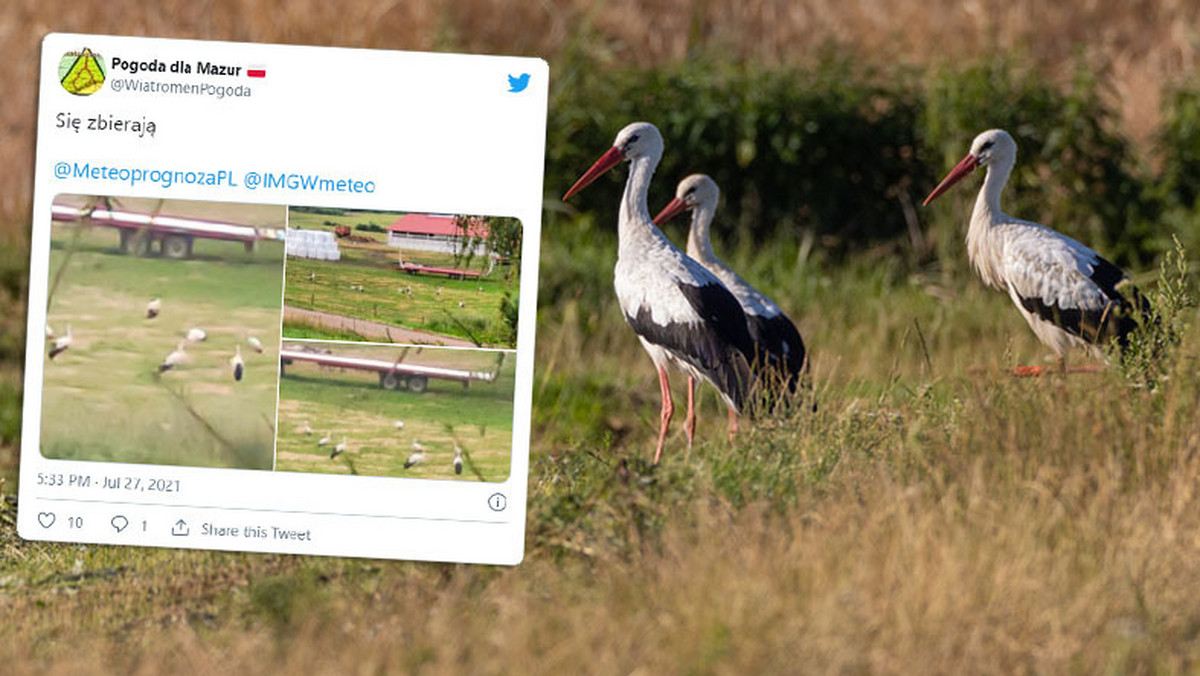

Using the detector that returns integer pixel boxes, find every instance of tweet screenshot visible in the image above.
[18,34,547,565]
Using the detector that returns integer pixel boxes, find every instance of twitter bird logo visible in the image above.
[507,73,530,93]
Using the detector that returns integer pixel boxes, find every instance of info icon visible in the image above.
[59,48,106,96]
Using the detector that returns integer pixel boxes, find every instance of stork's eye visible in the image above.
[685,187,695,196]
[980,139,995,152]
[628,134,640,143]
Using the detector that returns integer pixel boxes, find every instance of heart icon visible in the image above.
[37,512,55,528]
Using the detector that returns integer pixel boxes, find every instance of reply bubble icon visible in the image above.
[111,515,129,533]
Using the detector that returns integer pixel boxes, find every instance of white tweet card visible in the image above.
[19,34,548,565]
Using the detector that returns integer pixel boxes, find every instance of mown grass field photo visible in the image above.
[282,207,521,347]
[275,342,514,481]
[3,1,1200,673]
[40,196,285,469]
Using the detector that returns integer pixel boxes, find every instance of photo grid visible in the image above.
[42,194,520,482]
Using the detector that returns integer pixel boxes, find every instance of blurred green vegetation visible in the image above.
[548,56,1200,284]
[1159,84,1200,212]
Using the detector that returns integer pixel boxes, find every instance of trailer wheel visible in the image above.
[119,230,151,256]
[407,376,428,393]
[162,234,193,259]
[381,372,402,390]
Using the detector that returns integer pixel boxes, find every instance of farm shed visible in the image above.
[386,214,488,255]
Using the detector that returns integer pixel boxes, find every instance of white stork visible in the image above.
[146,298,161,319]
[393,420,405,430]
[563,122,755,463]
[186,328,207,342]
[158,341,187,373]
[654,174,808,398]
[297,420,314,435]
[404,440,427,469]
[453,443,464,475]
[247,336,265,354]
[331,437,347,459]
[45,324,54,340]
[317,432,332,447]
[924,129,1150,375]
[230,345,245,381]
[48,324,72,359]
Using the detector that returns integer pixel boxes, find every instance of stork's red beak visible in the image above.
[563,146,625,200]
[652,197,688,226]
[923,153,979,206]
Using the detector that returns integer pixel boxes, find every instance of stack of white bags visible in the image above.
[286,228,341,261]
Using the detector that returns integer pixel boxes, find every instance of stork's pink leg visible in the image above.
[684,376,696,451]
[727,406,739,443]
[1012,365,1046,377]
[653,366,673,465]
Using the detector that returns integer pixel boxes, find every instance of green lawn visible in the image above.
[275,343,514,480]
[40,222,285,469]
[284,207,519,347]
[283,254,517,347]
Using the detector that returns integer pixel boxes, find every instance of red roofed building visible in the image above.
[386,214,489,255]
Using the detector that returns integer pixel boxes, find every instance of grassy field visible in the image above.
[276,322,371,343]
[4,261,1200,672]
[5,1,1200,672]
[275,343,515,481]
[283,253,517,347]
[41,206,285,470]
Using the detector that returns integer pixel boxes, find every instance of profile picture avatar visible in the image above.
[59,48,106,95]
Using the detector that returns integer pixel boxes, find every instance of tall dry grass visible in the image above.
[6,353,1200,673]
[3,0,1199,222]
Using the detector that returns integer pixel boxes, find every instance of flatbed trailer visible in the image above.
[279,348,497,392]
[51,201,286,259]
[393,261,483,280]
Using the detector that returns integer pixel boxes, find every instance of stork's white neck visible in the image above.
[620,154,654,227]
[973,154,1013,221]
[685,200,720,266]
[967,155,1015,289]
[618,154,669,254]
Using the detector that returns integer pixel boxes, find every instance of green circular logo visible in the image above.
[59,48,106,96]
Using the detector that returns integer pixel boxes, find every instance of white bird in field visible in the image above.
[393,420,405,430]
[563,122,756,463]
[331,437,347,459]
[317,433,332,447]
[404,447,426,469]
[923,129,1151,376]
[654,174,809,397]
[48,324,72,359]
[158,341,187,373]
[247,336,264,354]
[146,298,161,319]
[297,420,314,435]
[230,345,245,381]
[308,272,316,282]
[186,328,207,342]
[453,443,463,475]
[411,439,426,453]
[457,301,466,308]
[45,324,54,340]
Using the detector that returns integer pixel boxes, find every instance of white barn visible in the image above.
[386,214,488,256]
